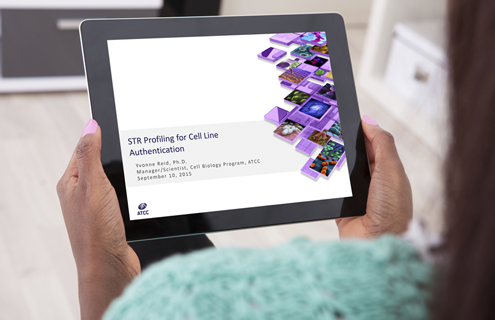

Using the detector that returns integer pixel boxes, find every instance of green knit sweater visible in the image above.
[104,235,433,320]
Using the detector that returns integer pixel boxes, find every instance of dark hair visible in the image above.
[435,0,495,318]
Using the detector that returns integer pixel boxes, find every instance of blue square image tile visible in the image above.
[299,99,331,119]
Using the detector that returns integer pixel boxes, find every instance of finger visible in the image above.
[361,121,376,173]
[59,118,99,182]
[75,120,105,183]
[61,146,79,181]
[361,116,401,169]
[58,120,99,195]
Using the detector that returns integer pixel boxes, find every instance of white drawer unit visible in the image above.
[358,0,448,157]
[384,20,447,118]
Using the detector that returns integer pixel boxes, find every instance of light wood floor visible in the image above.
[0,28,444,319]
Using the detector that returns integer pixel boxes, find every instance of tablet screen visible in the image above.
[107,32,352,220]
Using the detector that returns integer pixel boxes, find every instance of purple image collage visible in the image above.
[259,32,346,180]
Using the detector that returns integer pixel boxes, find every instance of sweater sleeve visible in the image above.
[104,235,433,320]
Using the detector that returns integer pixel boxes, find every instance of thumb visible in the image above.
[76,119,104,181]
[361,115,401,168]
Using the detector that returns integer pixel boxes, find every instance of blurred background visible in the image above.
[0,0,447,318]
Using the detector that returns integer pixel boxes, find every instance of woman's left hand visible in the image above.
[57,120,140,320]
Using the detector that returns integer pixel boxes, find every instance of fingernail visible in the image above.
[362,115,378,126]
[82,119,98,137]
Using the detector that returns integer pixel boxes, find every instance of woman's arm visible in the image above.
[57,120,140,320]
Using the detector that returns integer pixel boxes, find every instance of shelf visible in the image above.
[0,0,162,9]
[0,75,86,93]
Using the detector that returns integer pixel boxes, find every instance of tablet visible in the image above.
[79,14,370,242]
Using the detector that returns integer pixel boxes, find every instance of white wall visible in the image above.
[220,0,372,25]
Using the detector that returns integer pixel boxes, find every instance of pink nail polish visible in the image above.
[82,119,98,137]
[362,115,378,126]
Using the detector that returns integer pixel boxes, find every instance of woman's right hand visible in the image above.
[336,115,413,238]
[57,120,140,320]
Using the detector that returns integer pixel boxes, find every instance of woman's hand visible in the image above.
[57,120,140,320]
[336,115,413,238]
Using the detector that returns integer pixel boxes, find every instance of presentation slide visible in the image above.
[107,32,352,220]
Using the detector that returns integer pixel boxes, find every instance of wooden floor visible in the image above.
[0,28,444,319]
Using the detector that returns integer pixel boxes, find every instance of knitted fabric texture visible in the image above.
[104,235,433,320]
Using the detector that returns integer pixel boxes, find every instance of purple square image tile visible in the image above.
[296,85,315,95]
[308,82,322,91]
[331,107,340,118]
[301,159,320,180]
[292,37,305,45]
[324,120,335,130]
[320,60,331,71]
[315,118,331,131]
[264,106,289,125]
[270,33,302,46]
[298,126,317,139]
[297,130,310,141]
[310,50,329,57]
[296,64,319,73]
[288,114,312,127]
[336,152,346,169]
[296,139,318,156]
[310,119,320,127]
[310,75,325,82]
[280,81,298,90]
[258,47,287,62]
[297,81,322,95]
[312,93,335,105]
[327,108,340,123]
[329,100,338,107]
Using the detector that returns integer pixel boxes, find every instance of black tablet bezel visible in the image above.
[80,13,370,242]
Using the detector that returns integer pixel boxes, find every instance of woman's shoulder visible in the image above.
[104,235,433,320]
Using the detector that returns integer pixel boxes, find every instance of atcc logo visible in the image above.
[137,203,149,215]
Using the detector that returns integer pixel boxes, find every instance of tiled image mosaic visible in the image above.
[261,32,347,180]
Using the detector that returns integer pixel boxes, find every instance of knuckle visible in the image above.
[76,139,94,160]
[378,130,395,145]
[56,178,67,196]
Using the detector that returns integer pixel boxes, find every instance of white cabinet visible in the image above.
[384,20,447,119]
[359,0,448,156]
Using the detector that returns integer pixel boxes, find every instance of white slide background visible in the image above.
[107,34,352,220]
